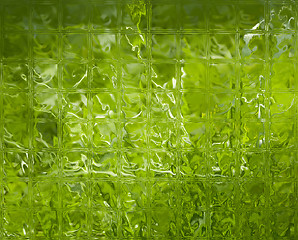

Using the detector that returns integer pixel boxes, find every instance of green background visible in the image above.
[0,0,297,239]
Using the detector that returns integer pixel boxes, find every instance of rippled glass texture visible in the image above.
[0,0,297,239]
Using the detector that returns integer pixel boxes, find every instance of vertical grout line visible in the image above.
[146,0,152,238]
[0,1,3,236]
[0,0,3,237]
[234,0,241,239]
[144,0,151,235]
[57,0,63,239]
[294,1,298,239]
[116,0,122,238]
[205,2,211,239]
[89,3,96,238]
[175,0,182,239]
[28,0,34,238]
[264,0,271,238]
[86,1,92,239]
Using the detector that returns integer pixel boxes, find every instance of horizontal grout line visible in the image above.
[1,29,297,34]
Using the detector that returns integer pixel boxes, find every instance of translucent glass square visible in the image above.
[33,151,58,178]
[210,121,237,149]
[209,93,236,120]
[180,151,207,177]
[121,210,148,238]
[239,211,266,238]
[122,122,146,148]
[269,34,295,60]
[62,211,88,238]
[61,182,88,208]
[269,210,295,238]
[181,62,206,90]
[270,151,295,178]
[92,151,118,178]
[149,121,177,149]
[151,63,177,89]
[240,33,266,60]
[270,4,296,30]
[240,92,265,119]
[210,181,235,208]
[122,91,146,119]
[33,181,59,208]
[152,4,177,30]
[92,181,118,208]
[120,181,147,210]
[3,62,29,90]
[92,34,117,60]
[209,151,236,177]
[34,120,58,149]
[3,209,30,238]
[122,2,147,31]
[149,151,176,178]
[270,61,295,90]
[92,4,118,30]
[33,210,59,238]
[152,34,177,60]
[120,34,147,60]
[151,91,177,119]
[210,210,236,238]
[62,92,88,120]
[269,92,295,119]
[3,151,30,178]
[151,209,177,237]
[181,34,207,59]
[62,151,88,177]
[210,34,236,59]
[181,210,207,238]
[209,5,236,30]
[4,121,30,149]
[4,181,29,207]
[32,3,58,30]
[3,3,29,30]
[269,122,295,149]
[240,151,266,178]
[62,62,88,89]
[151,181,177,208]
[180,122,207,149]
[93,92,117,119]
[3,33,29,59]
[181,180,208,209]
[239,181,266,207]
[238,3,265,30]
[33,91,59,120]
[209,63,236,90]
[181,92,207,121]
[240,121,265,149]
[92,61,117,89]
[270,181,295,208]
[3,92,29,120]
[63,34,88,60]
[92,210,117,238]
[92,121,118,149]
[33,34,58,59]
[33,63,58,90]
[62,3,88,30]
[181,3,206,30]
[240,62,265,90]
[122,62,147,89]
[121,151,147,178]
[62,122,88,149]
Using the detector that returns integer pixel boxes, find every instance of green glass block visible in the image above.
[0,0,297,239]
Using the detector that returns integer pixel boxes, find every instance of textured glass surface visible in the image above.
[0,0,297,239]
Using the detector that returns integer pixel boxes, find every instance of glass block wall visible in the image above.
[0,0,297,239]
